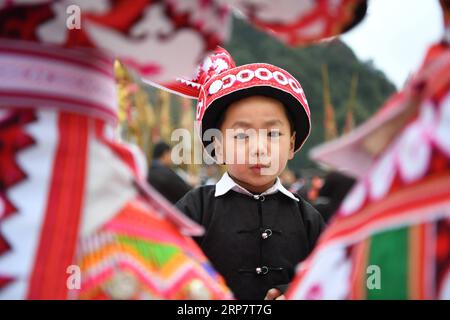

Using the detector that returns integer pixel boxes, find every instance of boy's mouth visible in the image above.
[249,164,271,174]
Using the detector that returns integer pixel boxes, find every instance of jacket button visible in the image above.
[253,195,265,202]
[261,229,272,239]
[256,266,269,275]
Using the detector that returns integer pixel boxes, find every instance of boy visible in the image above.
[176,57,325,300]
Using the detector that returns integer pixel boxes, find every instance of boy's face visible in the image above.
[215,95,296,193]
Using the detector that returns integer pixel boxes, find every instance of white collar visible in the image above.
[214,172,299,202]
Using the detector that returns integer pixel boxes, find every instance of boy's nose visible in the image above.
[249,134,269,158]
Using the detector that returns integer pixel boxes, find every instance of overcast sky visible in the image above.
[340,0,444,89]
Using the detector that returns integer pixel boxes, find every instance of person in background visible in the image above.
[314,171,356,223]
[201,164,222,186]
[279,168,296,190]
[147,141,192,204]
[289,170,306,196]
[307,175,324,203]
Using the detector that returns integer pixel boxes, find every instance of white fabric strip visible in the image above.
[0,110,58,299]
[0,42,117,124]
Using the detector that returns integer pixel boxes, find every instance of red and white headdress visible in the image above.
[197,62,311,153]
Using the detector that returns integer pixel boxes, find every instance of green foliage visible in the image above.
[224,17,397,169]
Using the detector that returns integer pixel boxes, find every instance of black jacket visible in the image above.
[176,185,325,300]
[147,161,192,204]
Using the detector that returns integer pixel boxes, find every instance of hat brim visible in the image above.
[200,85,311,158]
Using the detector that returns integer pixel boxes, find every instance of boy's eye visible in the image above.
[234,133,249,140]
[268,130,281,138]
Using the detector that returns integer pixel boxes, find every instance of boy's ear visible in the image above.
[213,137,224,164]
[288,132,296,160]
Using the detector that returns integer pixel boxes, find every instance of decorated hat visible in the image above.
[148,47,311,157]
[196,62,311,154]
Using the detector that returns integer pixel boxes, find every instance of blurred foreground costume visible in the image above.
[0,0,366,299]
[0,37,231,300]
[288,1,450,300]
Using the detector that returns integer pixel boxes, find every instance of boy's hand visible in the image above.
[264,288,286,300]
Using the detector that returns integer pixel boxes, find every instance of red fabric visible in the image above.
[0,110,36,290]
[235,0,367,46]
[27,112,88,299]
[436,218,450,295]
